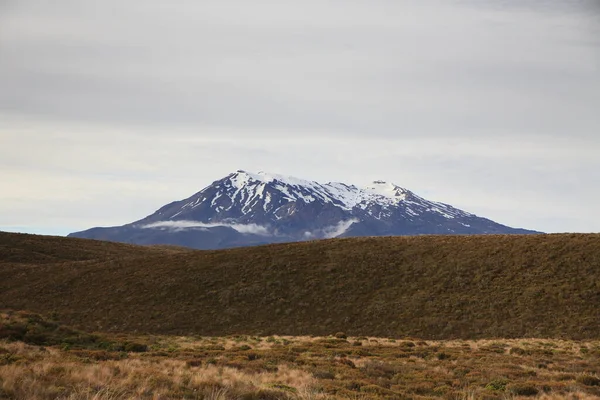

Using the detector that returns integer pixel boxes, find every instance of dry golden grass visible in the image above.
[0,341,321,400]
[2,313,600,400]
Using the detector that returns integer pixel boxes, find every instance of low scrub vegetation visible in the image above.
[2,312,600,399]
[2,232,600,398]
[1,232,600,339]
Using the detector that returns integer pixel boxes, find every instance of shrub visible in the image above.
[485,378,509,391]
[0,353,18,365]
[266,383,296,393]
[557,373,576,381]
[508,383,539,396]
[186,359,202,367]
[360,384,396,396]
[360,360,400,379]
[338,358,356,368]
[247,388,294,400]
[204,345,225,351]
[312,370,335,380]
[509,347,531,356]
[23,331,50,345]
[576,375,600,386]
[124,342,148,353]
[0,323,27,341]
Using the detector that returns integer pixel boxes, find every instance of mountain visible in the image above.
[68,170,539,249]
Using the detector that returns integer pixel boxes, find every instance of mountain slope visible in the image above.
[2,232,599,339]
[69,170,538,249]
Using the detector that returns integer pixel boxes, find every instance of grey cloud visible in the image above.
[1,0,598,139]
[0,0,599,235]
[1,122,597,233]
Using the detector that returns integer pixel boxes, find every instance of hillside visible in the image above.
[1,231,599,339]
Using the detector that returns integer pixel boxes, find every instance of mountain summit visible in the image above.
[68,170,538,249]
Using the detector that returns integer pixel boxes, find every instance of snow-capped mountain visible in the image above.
[68,170,539,249]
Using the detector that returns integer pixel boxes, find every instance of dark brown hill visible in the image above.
[1,231,599,339]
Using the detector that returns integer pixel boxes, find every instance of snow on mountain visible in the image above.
[156,170,472,220]
[68,170,539,250]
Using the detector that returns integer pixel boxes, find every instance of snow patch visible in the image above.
[364,181,409,202]
[164,170,476,225]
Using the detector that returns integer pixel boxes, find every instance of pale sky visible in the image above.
[1,0,599,235]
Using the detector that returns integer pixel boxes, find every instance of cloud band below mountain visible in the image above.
[140,220,271,236]
[141,218,358,239]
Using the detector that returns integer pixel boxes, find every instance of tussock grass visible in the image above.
[2,312,600,399]
[2,330,600,399]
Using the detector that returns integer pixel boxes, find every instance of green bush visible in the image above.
[485,378,508,391]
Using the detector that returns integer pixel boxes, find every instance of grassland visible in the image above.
[2,310,600,400]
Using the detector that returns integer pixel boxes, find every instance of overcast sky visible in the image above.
[1,0,599,235]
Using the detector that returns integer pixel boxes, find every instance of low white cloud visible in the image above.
[322,219,358,239]
[227,223,271,235]
[303,219,359,240]
[140,220,271,236]
[142,219,356,239]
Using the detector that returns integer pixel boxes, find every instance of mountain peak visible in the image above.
[229,170,313,187]
[365,180,411,202]
[69,171,540,249]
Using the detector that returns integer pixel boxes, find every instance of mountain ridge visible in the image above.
[69,170,539,249]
